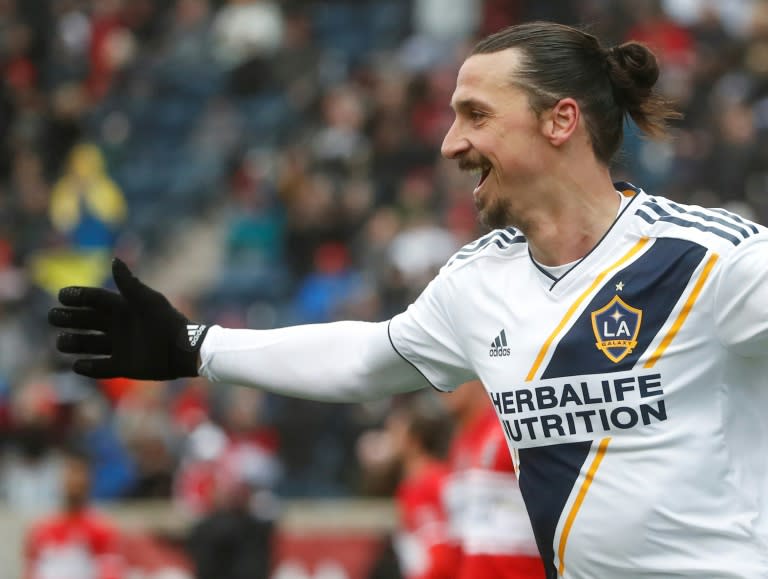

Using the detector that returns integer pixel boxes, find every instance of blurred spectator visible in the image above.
[87,0,136,101]
[9,149,53,261]
[115,382,178,500]
[46,0,92,89]
[174,414,229,515]
[69,394,137,501]
[1,373,63,515]
[43,83,88,179]
[292,242,367,323]
[174,386,281,515]
[0,300,34,386]
[162,0,214,67]
[387,214,458,291]
[211,0,284,69]
[24,446,125,579]
[218,389,281,496]
[27,142,126,295]
[282,169,345,279]
[186,474,274,579]
[311,83,370,177]
[49,142,126,251]
[387,172,461,290]
[205,149,289,307]
[270,8,321,115]
[2,17,37,96]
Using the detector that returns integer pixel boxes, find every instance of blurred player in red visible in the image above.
[443,381,544,579]
[387,397,460,579]
[25,447,124,579]
[359,393,459,579]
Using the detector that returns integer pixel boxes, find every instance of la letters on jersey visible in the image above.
[490,373,666,443]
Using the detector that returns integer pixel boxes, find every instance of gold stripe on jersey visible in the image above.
[557,437,612,577]
[643,253,719,368]
[526,238,651,381]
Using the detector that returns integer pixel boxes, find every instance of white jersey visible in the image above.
[389,184,768,578]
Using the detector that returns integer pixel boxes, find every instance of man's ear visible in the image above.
[542,97,580,146]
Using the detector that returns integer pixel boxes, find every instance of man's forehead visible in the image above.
[451,49,523,107]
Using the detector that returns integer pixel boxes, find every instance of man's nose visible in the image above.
[441,119,469,159]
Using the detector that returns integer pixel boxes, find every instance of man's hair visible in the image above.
[61,443,91,466]
[401,394,451,458]
[472,21,681,164]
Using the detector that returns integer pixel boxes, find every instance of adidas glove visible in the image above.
[48,258,208,380]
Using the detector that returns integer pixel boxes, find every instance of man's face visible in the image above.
[441,49,549,230]
[63,457,90,508]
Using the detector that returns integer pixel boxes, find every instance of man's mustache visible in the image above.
[457,155,490,171]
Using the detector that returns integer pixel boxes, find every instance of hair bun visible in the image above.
[606,42,660,110]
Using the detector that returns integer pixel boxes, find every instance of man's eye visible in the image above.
[470,111,486,122]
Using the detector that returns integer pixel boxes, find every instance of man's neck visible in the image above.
[521,172,620,267]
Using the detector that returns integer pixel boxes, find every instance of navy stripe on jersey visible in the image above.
[542,237,707,378]
[636,199,753,246]
[518,441,593,579]
[465,227,518,251]
[663,199,752,239]
[710,207,760,234]
[447,228,525,266]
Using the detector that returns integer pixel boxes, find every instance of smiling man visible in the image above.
[49,22,768,579]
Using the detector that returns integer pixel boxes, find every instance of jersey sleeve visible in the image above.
[713,233,768,357]
[388,272,476,392]
[200,320,430,401]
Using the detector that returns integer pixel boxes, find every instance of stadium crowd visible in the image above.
[1,0,768,573]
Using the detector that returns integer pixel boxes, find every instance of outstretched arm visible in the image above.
[49,259,429,401]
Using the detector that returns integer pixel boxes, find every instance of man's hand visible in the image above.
[49,258,207,380]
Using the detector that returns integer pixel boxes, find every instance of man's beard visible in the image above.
[476,192,515,230]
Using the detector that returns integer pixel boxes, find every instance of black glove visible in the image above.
[48,258,208,380]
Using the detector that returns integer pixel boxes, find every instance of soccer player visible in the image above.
[49,21,768,578]
[441,381,543,579]
[375,396,459,579]
[25,447,124,579]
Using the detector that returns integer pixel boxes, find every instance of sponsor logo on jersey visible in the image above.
[591,295,642,363]
[490,372,667,443]
[489,329,511,357]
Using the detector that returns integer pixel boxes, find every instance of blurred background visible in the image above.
[1,0,768,577]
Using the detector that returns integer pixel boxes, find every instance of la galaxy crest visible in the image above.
[591,295,642,363]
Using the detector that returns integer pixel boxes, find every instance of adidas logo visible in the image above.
[187,324,207,347]
[489,329,511,357]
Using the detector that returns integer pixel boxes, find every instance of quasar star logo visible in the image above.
[591,295,642,363]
